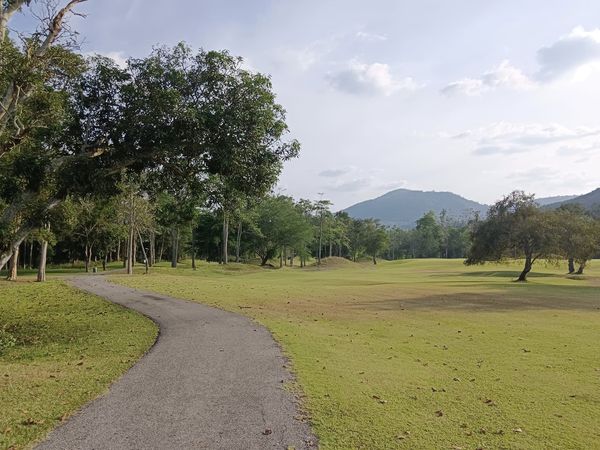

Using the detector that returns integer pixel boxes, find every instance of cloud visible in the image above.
[319,168,350,177]
[506,167,563,183]
[445,122,600,156]
[536,26,600,81]
[328,60,420,96]
[355,31,388,42]
[557,141,600,163]
[85,50,128,68]
[281,35,341,71]
[473,145,528,156]
[442,60,534,96]
[327,177,373,192]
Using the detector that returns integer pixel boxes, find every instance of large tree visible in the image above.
[555,205,600,275]
[249,195,312,266]
[466,191,560,281]
[0,0,88,269]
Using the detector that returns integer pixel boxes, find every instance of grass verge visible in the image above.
[113,259,600,449]
[0,279,157,450]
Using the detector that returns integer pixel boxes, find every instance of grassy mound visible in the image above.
[311,256,357,268]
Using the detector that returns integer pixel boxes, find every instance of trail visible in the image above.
[36,276,316,450]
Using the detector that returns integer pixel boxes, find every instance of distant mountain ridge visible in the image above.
[343,189,488,228]
[545,188,600,210]
[535,195,578,206]
[343,188,600,228]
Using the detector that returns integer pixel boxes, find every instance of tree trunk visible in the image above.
[372,255,377,265]
[116,240,121,262]
[576,262,585,275]
[149,230,155,266]
[0,226,30,270]
[137,229,149,274]
[517,255,533,282]
[158,233,165,263]
[568,258,575,274]
[132,238,137,266]
[102,253,107,271]
[84,244,91,273]
[126,224,134,275]
[6,245,19,281]
[222,214,229,265]
[318,215,323,265]
[170,227,178,268]
[235,221,242,263]
[260,254,269,266]
[329,240,332,258]
[36,239,48,282]
[28,241,34,269]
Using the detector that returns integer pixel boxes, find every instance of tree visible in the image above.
[555,205,600,275]
[249,195,312,266]
[363,219,388,264]
[415,211,442,258]
[0,0,86,269]
[466,191,560,282]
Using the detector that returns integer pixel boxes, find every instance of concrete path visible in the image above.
[36,276,316,450]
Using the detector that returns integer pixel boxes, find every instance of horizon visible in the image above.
[12,0,600,209]
[338,186,588,211]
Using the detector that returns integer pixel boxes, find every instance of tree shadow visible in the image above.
[456,270,556,278]
[351,290,600,312]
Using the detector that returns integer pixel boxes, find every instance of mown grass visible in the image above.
[113,258,600,449]
[0,280,157,450]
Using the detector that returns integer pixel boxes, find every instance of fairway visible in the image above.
[0,281,157,450]
[113,259,600,449]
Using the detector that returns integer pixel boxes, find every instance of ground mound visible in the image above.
[315,257,357,268]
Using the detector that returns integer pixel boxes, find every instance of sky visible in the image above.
[14,0,600,209]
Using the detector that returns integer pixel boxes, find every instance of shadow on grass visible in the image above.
[457,270,556,278]
[351,288,600,312]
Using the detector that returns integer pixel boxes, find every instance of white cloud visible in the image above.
[442,60,534,96]
[355,31,388,42]
[328,60,420,96]
[327,177,373,192]
[536,26,600,81]
[319,168,350,177]
[444,122,600,156]
[281,35,341,71]
[85,50,128,68]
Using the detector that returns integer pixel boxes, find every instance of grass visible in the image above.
[112,258,600,449]
[0,279,157,450]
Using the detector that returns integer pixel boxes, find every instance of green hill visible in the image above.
[545,188,600,212]
[343,188,488,228]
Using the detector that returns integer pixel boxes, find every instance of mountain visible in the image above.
[535,195,578,206]
[343,188,488,228]
[545,188,600,210]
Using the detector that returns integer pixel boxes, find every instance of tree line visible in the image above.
[1,2,598,282]
[0,1,298,279]
[467,191,600,281]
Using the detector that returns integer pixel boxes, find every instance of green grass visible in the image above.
[112,258,600,449]
[0,280,157,450]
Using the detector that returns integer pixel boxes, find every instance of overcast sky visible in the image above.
[17,0,600,209]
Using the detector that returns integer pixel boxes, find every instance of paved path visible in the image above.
[36,276,316,450]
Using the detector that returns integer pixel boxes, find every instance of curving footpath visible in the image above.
[36,276,317,450]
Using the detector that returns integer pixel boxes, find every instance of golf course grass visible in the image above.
[112,258,600,449]
[0,280,157,450]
